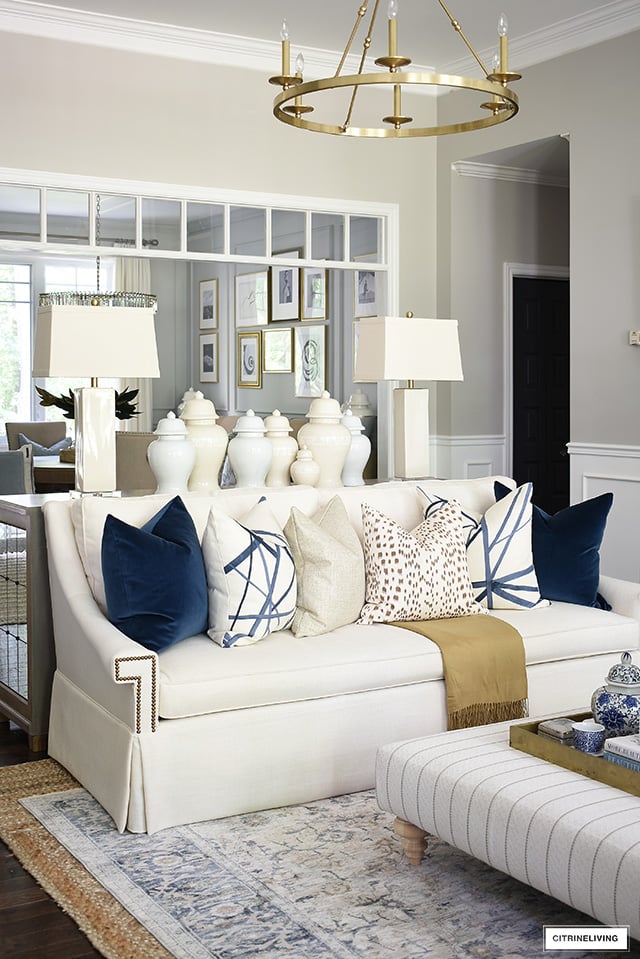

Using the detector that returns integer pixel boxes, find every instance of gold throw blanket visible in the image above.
[393,615,528,730]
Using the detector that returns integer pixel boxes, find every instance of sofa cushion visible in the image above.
[154,604,639,720]
[101,496,208,652]
[358,500,483,624]
[284,496,365,637]
[203,497,297,648]
[71,486,319,612]
[419,482,544,610]
[495,482,613,610]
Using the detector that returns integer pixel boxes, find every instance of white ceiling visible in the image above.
[3,0,640,76]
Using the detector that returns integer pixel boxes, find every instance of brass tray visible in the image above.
[509,712,640,799]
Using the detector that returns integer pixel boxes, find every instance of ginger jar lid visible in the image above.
[343,390,372,417]
[606,651,640,687]
[181,391,218,422]
[306,390,341,422]
[340,408,364,433]
[154,411,189,437]
[296,444,314,461]
[234,409,266,434]
[264,409,292,433]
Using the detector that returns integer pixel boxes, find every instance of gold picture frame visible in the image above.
[199,278,218,329]
[199,332,218,383]
[237,331,262,388]
[235,270,268,327]
[301,267,327,321]
[262,327,293,373]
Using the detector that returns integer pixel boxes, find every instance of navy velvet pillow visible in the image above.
[494,482,613,609]
[101,496,208,652]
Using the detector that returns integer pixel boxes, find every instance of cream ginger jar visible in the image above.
[296,391,351,488]
[180,391,228,493]
[264,410,298,488]
[147,411,195,494]
[228,410,272,488]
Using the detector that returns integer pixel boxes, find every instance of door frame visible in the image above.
[503,262,570,476]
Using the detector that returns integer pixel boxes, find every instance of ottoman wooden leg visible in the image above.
[393,817,428,866]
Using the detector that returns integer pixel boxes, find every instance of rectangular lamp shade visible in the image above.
[33,304,160,494]
[354,315,463,383]
[33,305,160,378]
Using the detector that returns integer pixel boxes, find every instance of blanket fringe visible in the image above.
[449,698,529,731]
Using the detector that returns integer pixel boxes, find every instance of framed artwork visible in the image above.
[235,270,268,327]
[353,266,378,317]
[294,325,326,398]
[237,331,262,388]
[199,278,218,329]
[262,327,293,373]
[302,267,327,320]
[199,332,218,383]
[270,250,300,322]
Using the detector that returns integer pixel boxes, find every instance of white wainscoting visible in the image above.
[426,437,639,583]
[431,435,507,481]
[569,442,640,583]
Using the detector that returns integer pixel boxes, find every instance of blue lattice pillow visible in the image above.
[202,497,296,647]
[418,482,544,610]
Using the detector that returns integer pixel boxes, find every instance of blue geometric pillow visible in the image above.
[494,482,613,609]
[101,496,208,652]
[419,482,544,610]
[202,498,296,647]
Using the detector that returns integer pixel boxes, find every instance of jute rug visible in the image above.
[1,760,598,959]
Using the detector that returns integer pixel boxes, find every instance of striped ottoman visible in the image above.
[376,722,640,940]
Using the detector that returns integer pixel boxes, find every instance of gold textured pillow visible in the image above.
[358,499,484,624]
[284,496,365,637]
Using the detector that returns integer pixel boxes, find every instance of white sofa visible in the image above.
[43,477,640,834]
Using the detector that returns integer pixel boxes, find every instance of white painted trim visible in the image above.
[503,263,570,476]
[3,0,639,85]
[444,0,640,76]
[568,442,640,459]
[0,0,435,85]
[431,434,506,480]
[452,161,568,190]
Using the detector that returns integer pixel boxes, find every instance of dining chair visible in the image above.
[0,446,35,494]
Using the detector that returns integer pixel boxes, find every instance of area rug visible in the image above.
[1,760,599,959]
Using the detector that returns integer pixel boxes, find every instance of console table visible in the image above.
[0,493,66,751]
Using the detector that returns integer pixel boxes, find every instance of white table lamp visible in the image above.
[33,304,160,493]
[354,314,463,479]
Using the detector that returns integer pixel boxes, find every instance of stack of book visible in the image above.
[537,717,575,744]
[603,735,640,772]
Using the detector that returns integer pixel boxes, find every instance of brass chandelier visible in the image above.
[269,0,521,138]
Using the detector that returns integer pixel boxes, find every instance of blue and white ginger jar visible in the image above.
[591,651,640,737]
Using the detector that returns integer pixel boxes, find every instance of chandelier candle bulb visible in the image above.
[281,20,290,78]
[498,13,509,73]
[388,0,398,57]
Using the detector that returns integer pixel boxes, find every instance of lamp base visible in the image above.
[74,387,116,493]
[394,387,430,480]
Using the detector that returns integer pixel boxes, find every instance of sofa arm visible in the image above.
[44,499,159,734]
[600,575,640,623]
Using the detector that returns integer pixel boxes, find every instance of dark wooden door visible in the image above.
[512,276,570,514]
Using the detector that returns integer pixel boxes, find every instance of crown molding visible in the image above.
[452,160,568,189]
[1,0,639,87]
[444,0,640,76]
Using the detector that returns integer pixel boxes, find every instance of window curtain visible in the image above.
[115,257,154,432]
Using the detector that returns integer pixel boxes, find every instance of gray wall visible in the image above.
[435,30,640,448]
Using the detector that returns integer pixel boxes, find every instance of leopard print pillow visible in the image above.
[358,499,484,623]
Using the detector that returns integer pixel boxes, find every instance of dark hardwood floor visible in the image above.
[0,721,102,958]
